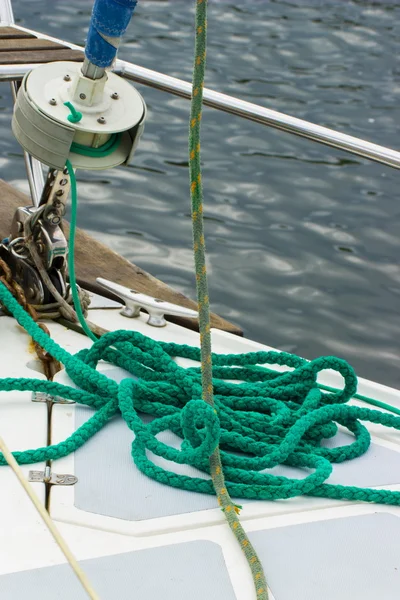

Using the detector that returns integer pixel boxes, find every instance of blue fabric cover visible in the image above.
[85,0,138,68]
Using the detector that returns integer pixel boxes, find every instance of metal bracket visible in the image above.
[96,277,198,327]
[32,392,75,404]
[29,467,77,486]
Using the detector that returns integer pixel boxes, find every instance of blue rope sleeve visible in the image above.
[85,0,138,68]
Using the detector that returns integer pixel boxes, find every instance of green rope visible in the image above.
[188,1,268,597]
[70,133,122,158]
[65,160,97,342]
[3,280,400,513]
[0,5,398,598]
[64,101,83,124]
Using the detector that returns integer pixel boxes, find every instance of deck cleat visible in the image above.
[96,277,198,327]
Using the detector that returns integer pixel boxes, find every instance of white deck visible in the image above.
[1,305,400,599]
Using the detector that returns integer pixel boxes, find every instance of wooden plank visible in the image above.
[0,27,35,39]
[0,180,242,335]
[0,38,66,52]
[0,49,83,64]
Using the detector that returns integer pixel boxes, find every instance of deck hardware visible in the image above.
[12,61,146,170]
[96,277,198,327]
[29,469,78,486]
[111,92,119,99]
[64,74,71,82]
[32,392,75,404]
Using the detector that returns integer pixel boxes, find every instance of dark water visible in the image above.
[2,0,400,388]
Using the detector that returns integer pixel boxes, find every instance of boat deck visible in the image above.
[2,307,400,599]
[0,26,82,64]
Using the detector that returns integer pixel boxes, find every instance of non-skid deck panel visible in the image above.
[0,540,236,600]
[249,513,400,600]
[0,25,83,64]
[74,405,219,521]
[74,404,400,522]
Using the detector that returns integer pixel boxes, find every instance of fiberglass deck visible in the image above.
[1,303,400,599]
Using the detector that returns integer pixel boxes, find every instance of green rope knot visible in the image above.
[64,101,83,124]
[181,399,220,460]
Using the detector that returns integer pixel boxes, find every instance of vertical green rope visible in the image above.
[65,160,97,343]
[188,1,269,598]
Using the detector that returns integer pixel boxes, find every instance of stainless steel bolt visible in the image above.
[97,116,106,124]
[64,74,71,82]
[59,178,68,186]
[55,190,64,197]
[49,98,57,106]
[111,92,119,99]
[79,93,87,100]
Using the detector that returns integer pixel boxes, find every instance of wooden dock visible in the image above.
[0,26,83,64]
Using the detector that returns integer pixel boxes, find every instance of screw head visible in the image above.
[64,74,71,82]
[55,190,64,197]
[111,92,119,100]
[97,116,106,124]
[49,98,57,106]
[79,93,87,100]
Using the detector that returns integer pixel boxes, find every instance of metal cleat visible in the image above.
[96,277,198,327]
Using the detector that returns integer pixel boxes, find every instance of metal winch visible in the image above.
[1,0,146,315]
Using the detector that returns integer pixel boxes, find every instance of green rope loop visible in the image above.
[64,101,83,124]
[70,133,122,157]
[2,279,400,513]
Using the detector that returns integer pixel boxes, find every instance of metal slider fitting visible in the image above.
[96,277,198,327]
[32,392,75,404]
[29,467,77,486]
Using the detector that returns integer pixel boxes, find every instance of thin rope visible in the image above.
[188,1,268,597]
[0,436,100,600]
[65,160,98,342]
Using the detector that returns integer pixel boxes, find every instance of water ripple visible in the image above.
[1,0,400,388]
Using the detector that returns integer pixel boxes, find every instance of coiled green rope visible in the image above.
[2,282,400,511]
